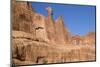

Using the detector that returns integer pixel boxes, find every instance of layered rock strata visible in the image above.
[12,0,96,65]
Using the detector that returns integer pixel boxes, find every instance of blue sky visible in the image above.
[31,2,96,36]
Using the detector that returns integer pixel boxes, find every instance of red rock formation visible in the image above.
[71,35,83,45]
[32,13,49,42]
[45,7,57,43]
[83,32,95,45]
[12,0,96,65]
[12,0,49,42]
[12,0,35,33]
[55,16,69,44]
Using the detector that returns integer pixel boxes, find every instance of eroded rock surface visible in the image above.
[12,0,96,65]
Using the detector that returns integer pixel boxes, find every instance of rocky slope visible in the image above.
[12,0,96,65]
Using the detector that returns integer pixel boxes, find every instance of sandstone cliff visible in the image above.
[12,0,35,33]
[12,0,96,65]
[45,7,57,43]
[55,16,69,44]
[83,32,95,45]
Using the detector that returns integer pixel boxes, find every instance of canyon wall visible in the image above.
[12,0,96,66]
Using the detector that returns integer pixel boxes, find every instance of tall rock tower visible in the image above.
[45,7,57,43]
[55,16,69,44]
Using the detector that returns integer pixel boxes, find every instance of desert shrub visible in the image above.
[43,59,48,64]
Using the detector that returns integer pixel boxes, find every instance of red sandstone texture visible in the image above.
[12,0,96,65]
